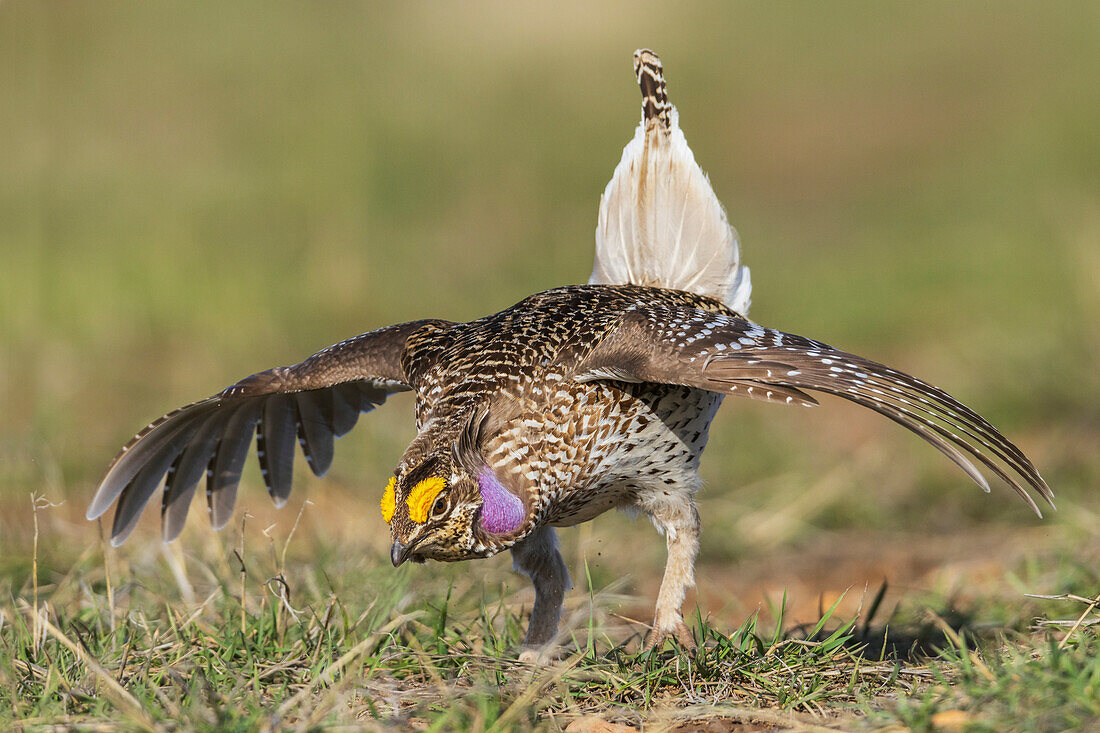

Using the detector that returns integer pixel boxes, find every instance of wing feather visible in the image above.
[259,394,297,508]
[295,392,335,477]
[330,383,362,437]
[110,418,203,545]
[162,411,230,542]
[208,400,262,530]
[89,319,449,544]
[88,399,221,521]
[572,304,1051,515]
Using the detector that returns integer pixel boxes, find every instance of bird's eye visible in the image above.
[430,493,448,519]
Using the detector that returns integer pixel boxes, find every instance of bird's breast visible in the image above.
[481,380,722,528]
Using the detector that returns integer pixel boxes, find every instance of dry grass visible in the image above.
[3,489,1099,730]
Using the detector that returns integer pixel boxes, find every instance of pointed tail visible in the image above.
[590,49,752,315]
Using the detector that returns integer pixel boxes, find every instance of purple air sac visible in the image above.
[477,468,525,534]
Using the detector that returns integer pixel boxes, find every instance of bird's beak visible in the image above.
[390,541,409,567]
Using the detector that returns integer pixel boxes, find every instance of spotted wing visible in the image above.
[571,304,1053,516]
[88,320,450,545]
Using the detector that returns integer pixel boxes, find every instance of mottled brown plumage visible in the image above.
[88,51,1050,656]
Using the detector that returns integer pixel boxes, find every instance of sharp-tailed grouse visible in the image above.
[88,50,1051,655]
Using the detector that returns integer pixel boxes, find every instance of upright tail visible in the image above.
[590,49,752,315]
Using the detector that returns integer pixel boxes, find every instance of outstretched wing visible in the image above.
[571,304,1053,516]
[88,319,450,545]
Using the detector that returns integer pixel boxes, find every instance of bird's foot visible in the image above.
[518,645,553,665]
[642,619,696,652]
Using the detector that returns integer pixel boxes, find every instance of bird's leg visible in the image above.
[640,492,700,651]
[510,524,572,661]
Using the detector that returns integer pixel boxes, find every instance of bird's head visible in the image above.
[383,401,528,566]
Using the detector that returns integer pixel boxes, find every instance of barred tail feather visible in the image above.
[591,49,752,315]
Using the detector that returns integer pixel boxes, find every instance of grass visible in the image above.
[3,1,1100,730]
[3,497,1099,730]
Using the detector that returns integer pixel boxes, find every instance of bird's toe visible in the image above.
[642,620,696,652]
[518,646,554,665]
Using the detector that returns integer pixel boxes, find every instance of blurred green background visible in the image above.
[1,2,1097,612]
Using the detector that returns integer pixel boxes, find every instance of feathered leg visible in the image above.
[511,525,572,660]
[638,484,701,651]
